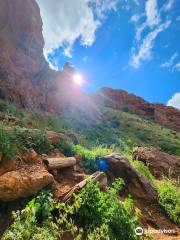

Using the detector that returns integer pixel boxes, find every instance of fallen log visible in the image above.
[43,157,76,170]
[63,171,107,202]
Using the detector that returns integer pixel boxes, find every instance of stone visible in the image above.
[0,164,54,201]
[103,153,157,201]
[133,147,180,179]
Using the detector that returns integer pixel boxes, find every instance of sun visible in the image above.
[73,73,83,85]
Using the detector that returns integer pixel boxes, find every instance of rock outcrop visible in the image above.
[47,131,78,145]
[103,153,157,201]
[133,147,180,179]
[0,164,53,201]
[93,87,180,131]
[0,149,54,201]
[0,0,50,109]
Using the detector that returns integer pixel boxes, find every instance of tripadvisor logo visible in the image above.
[135,226,144,235]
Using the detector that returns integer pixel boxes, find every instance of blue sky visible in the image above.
[37,0,180,109]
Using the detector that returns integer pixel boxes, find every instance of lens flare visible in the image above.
[73,73,83,85]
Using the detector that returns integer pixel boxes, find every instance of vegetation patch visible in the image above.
[155,179,180,224]
[2,180,140,240]
[0,125,19,160]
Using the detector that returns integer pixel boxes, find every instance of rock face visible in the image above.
[93,87,180,131]
[103,153,157,201]
[133,147,180,179]
[0,164,53,201]
[0,0,51,109]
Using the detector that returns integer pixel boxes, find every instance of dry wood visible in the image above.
[63,171,107,202]
[43,157,76,170]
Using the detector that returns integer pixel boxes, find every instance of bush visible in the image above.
[69,179,140,240]
[74,145,111,172]
[155,179,180,224]
[0,100,24,117]
[3,180,140,240]
[132,161,154,182]
[54,140,75,157]
[2,191,58,240]
[14,129,52,154]
[0,126,19,160]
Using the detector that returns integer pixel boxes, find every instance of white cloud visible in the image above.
[167,93,180,110]
[173,62,180,72]
[145,0,160,27]
[162,0,174,12]
[160,52,178,68]
[135,22,147,41]
[133,0,139,6]
[130,20,171,68]
[36,0,117,58]
[176,16,180,21]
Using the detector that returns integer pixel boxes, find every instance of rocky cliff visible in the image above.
[0,0,50,109]
[93,87,180,131]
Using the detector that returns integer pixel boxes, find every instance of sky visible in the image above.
[36,0,180,109]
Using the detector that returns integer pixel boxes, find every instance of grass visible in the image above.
[74,145,112,172]
[0,124,19,160]
[155,179,180,224]
[132,161,155,182]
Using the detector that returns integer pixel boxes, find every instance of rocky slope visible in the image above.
[93,87,180,131]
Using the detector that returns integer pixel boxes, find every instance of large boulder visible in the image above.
[133,147,180,179]
[0,164,53,201]
[103,153,157,201]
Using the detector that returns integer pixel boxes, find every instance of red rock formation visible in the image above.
[133,147,180,179]
[93,87,180,131]
[0,0,50,109]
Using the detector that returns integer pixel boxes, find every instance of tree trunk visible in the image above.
[63,171,107,202]
[43,157,76,170]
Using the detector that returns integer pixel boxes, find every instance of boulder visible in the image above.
[47,131,78,144]
[0,159,18,176]
[133,147,180,179]
[0,164,53,201]
[103,153,157,201]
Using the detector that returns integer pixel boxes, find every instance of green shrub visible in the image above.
[70,179,140,240]
[0,100,24,117]
[2,191,58,240]
[74,145,111,172]
[14,129,52,154]
[0,126,19,160]
[3,180,140,240]
[132,161,154,182]
[54,140,75,157]
[155,179,180,224]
